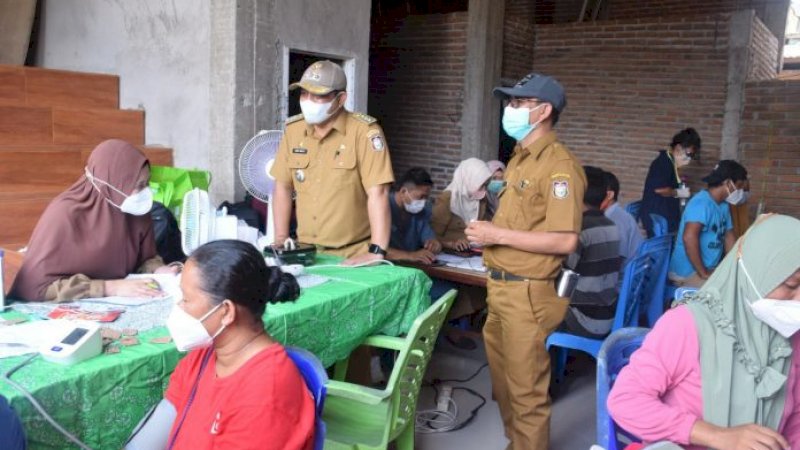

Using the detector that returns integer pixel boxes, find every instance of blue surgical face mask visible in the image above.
[502,104,544,142]
[487,179,505,194]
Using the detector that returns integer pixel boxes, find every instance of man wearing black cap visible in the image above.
[270,60,394,266]
[466,73,586,450]
[669,160,748,288]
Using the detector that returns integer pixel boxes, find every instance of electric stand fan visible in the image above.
[238,130,283,245]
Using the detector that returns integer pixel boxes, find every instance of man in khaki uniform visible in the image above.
[466,73,586,450]
[270,60,394,265]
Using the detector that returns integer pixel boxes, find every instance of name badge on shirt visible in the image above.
[292,147,308,154]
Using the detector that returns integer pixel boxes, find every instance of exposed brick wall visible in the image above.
[532,15,733,203]
[739,80,800,219]
[748,15,780,81]
[606,0,783,23]
[503,16,536,80]
[369,13,468,191]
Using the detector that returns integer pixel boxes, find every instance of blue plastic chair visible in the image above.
[286,347,328,450]
[547,251,659,383]
[624,200,642,221]
[649,213,669,237]
[635,235,673,327]
[673,286,698,302]
[596,327,649,450]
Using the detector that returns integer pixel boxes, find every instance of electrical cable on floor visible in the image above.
[3,353,94,450]
[415,363,488,433]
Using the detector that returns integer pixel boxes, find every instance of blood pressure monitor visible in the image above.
[40,321,102,365]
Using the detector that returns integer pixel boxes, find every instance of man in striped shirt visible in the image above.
[562,166,622,338]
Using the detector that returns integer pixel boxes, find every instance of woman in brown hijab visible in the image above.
[11,139,178,302]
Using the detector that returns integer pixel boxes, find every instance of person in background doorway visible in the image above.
[385,168,442,264]
[431,158,493,251]
[608,214,800,450]
[562,166,622,339]
[11,140,179,302]
[467,72,586,450]
[270,60,394,266]
[640,128,701,237]
[601,170,644,265]
[669,160,748,288]
[486,160,507,220]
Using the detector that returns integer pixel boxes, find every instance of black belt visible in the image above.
[488,269,528,282]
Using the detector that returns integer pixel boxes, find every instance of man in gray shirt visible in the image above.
[602,170,644,265]
[562,166,622,338]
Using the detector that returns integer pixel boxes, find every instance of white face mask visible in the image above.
[740,259,800,338]
[300,95,340,125]
[166,302,225,352]
[726,182,747,206]
[85,167,153,216]
[404,197,426,214]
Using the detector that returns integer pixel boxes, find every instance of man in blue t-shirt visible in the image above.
[640,128,702,237]
[669,160,749,288]
[386,167,442,264]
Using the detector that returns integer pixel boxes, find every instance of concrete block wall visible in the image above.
[369,13,468,191]
[739,79,800,218]
[532,15,733,203]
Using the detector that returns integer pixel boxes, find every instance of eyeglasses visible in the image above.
[504,97,541,108]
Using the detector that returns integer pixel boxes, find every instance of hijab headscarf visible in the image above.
[445,158,492,223]
[11,140,157,301]
[487,160,506,175]
[683,214,800,436]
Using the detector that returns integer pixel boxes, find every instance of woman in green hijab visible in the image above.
[608,214,800,450]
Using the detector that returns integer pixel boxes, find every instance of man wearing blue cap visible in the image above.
[466,73,586,450]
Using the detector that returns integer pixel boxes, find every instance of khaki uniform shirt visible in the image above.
[270,111,394,249]
[484,132,586,280]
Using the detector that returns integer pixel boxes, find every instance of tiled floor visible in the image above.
[415,335,597,450]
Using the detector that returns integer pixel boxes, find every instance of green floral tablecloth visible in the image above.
[0,256,431,449]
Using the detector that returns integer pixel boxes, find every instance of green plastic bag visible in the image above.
[149,165,211,216]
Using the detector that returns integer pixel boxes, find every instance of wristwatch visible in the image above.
[368,243,387,257]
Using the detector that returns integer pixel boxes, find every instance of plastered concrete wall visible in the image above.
[232,0,371,200]
[34,0,371,202]
[35,0,211,175]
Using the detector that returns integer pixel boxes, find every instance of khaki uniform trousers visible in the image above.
[483,277,569,450]
[316,239,369,259]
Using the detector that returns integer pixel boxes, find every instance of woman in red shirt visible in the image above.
[130,239,315,450]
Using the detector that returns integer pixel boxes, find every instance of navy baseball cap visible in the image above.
[493,73,567,113]
[702,160,748,184]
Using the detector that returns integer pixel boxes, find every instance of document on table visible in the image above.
[436,254,486,272]
[80,273,182,306]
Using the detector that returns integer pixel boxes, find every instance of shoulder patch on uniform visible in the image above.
[367,129,385,151]
[352,112,377,124]
[286,113,304,124]
[553,180,570,200]
[550,172,571,179]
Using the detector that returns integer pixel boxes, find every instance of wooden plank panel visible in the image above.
[0,66,26,107]
[0,106,53,145]
[0,193,55,249]
[52,108,144,145]
[24,66,119,109]
[142,147,174,166]
[79,145,174,166]
[1,248,24,295]
[0,149,82,186]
